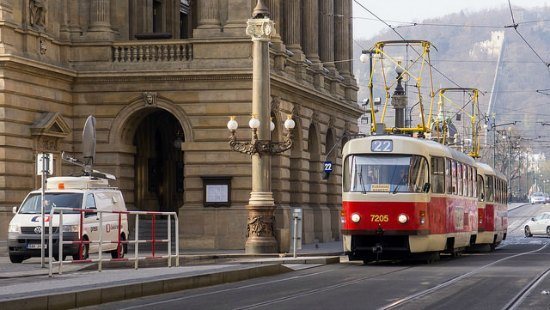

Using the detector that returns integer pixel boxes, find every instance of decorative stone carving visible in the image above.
[31,112,71,153]
[246,18,275,41]
[246,215,274,237]
[39,38,47,55]
[328,115,335,129]
[142,92,157,106]
[311,110,319,124]
[29,0,46,28]
[292,103,301,117]
[38,136,57,151]
[270,96,280,114]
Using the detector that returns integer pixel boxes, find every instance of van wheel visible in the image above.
[9,254,25,263]
[111,234,126,259]
[72,238,89,260]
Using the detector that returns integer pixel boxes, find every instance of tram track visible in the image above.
[378,241,550,310]
[503,203,539,234]
[232,265,415,310]
[502,267,550,310]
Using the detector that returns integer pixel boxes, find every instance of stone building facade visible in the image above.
[0,0,360,251]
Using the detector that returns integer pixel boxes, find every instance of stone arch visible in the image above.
[109,95,194,146]
[307,122,321,205]
[107,96,193,215]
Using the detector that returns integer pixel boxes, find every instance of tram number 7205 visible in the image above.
[371,214,389,222]
[371,140,393,152]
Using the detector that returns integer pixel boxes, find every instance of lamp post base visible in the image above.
[245,205,278,254]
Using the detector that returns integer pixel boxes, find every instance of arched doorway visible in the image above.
[133,110,184,213]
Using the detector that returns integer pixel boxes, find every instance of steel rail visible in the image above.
[378,242,550,309]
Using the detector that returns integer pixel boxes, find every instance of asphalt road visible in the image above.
[78,203,550,310]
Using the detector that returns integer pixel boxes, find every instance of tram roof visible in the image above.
[342,135,476,165]
[475,162,506,180]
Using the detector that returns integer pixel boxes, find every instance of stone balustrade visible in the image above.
[112,41,193,62]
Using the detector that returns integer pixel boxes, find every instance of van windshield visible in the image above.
[18,193,83,214]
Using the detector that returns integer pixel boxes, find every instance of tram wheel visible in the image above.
[427,252,440,264]
[524,226,533,237]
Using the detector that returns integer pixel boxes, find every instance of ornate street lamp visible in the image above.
[228,115,295,155]
[226,0,295,254]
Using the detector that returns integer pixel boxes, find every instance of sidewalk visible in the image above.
[0,241,344,309]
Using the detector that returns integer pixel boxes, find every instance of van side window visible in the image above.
[86,194,97,211]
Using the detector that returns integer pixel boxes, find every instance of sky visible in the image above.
[353,0,550,39]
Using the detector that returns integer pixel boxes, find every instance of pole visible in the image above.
[244,1,277,254]
[40,153,48,268]
[493,124,497,169]
[292,215,298,258]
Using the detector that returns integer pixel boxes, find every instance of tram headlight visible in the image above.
[351,213,361,223]
[398,214,408,224]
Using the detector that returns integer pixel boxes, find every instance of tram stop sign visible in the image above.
[323,161,332,179]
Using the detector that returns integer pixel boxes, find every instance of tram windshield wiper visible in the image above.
[358,168,367,194]
[392,184,400,194]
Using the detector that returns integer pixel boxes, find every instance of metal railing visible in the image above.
[48,208,179,276]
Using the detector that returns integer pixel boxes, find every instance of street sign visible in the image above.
[36,153,54,175]
[323,161,333,173]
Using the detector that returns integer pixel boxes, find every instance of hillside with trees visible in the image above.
[353,6,549,198]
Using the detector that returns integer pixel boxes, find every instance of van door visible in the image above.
[84,193,100,253]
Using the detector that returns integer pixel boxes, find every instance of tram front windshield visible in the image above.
[343,155,428,193]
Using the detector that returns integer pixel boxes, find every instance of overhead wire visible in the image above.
[353,0,464,89]
[506,0,550,71]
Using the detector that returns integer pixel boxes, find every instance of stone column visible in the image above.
[88,0,113,40]
[194,0,221,36]
[266,0,281,40]
[334,0,345,74]
[343,0,352,77]
[302,0,319,63]
[283,0,301,53]
[68,0,81,38]
[245,1,277,254]
[59,0,69,40]
[319,0,335,70]
[225,0,251,36]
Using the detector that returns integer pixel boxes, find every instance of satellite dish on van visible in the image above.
[82,115,96,175]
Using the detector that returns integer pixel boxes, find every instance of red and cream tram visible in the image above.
[341,135,482,262]
[474,162,508,250]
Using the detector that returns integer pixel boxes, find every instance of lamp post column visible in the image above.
[245,1,277,254]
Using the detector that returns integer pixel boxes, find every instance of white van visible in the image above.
[8,176,129,263]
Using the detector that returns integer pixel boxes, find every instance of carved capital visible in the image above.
[246,18,275,41]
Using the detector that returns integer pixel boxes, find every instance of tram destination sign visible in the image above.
[371,140,393,152]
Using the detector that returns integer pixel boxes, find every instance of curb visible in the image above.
[0,264,293,310]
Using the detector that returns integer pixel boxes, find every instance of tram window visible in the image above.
[472,168,477,198]
[431,157,445,194]
[466,166,472,197]
[451,160,458,195]
[477,174,484,201]
[410,156,429,192]
[466,166,471,197]
[445,158,452,194]
[486,175,495,202]
[342,154,428,193]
